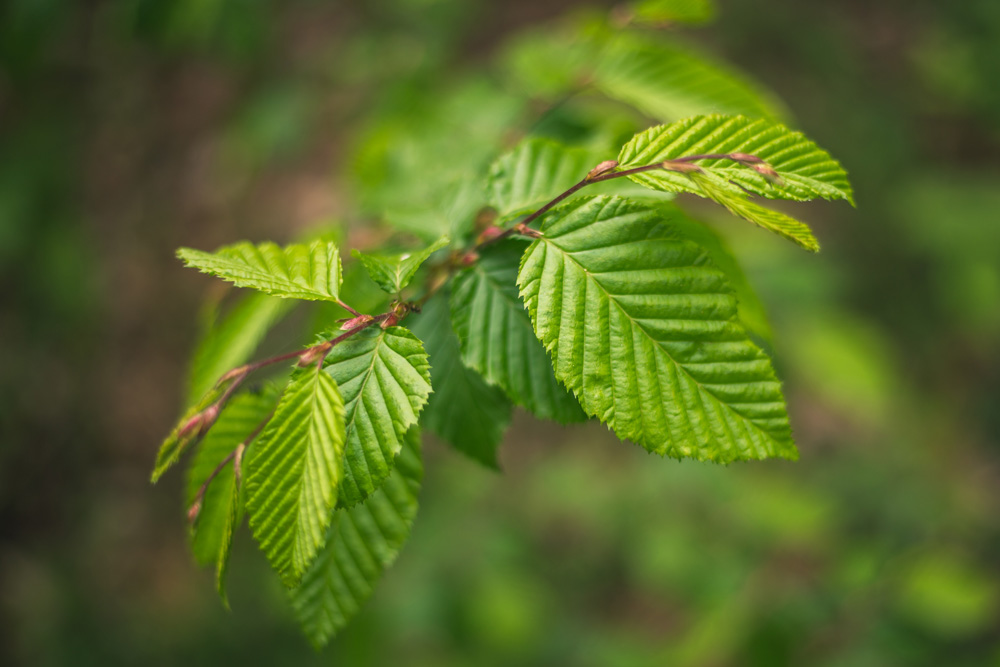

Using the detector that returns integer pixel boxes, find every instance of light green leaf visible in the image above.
[186,389,277,569]
[593,36,783,122]
[486,137,675,222]
[487,138,598,218]
[451,241,586,423]
[629,0,716,25]
[517,196,796,462]
[245,368,346,586]
[688,171,821,252]
[351,236,450,295]
[152,386,224,483]
[617,115,854,204]
[290,427,423,649]
[178,240,342,302]
[187,293,294,403]
[410,294,512,469]
[322,326,431,507]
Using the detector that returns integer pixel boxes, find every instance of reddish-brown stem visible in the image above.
[187,412,271,523]
[337,299,362,317]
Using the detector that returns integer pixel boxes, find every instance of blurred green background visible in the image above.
[2,0,999,665]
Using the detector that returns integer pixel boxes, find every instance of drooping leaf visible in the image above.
[186,389,277,569]
[517,196,797,462]
[215,470,244,605]
[409,294,512,469]
[688,171,821,252]
[290,427,423,649]
[187,292,294,403]
[178,240,343,302]
[451,240,586,423]
[592,36,783,123]
[152,385,225,483]
[245,368,346,586]
[351,236,450,295]
[617,115,854,204]
[322,326,431,507]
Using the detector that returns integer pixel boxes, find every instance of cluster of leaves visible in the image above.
[151,0,851,649]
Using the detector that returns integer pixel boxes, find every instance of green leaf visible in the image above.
[152,386,224,483]
[517,196,797,462]
[187,293,294,403]
[178,240,343,302]
[215,472,244,605]
[451,241,586,423]
[410,294,512,469]
[617,115,854,204]
[245,368,346,586]
[351,236,450,294]
[186,389,277,569]
[688,171,821,252]
[290,427,423,649]
[593,36,783,123]
[322,326,431,507]
[629,0,717,25]
[487,138,598,218]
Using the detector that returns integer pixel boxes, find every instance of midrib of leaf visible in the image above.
[342,335,386,485]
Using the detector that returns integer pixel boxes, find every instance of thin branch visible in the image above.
[186,449,236,523]
[187,412,271,523]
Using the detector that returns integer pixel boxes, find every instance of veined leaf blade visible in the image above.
[451,241,586,423]
[410,295,512,468]
[517,196,797,462]
[290,428,423,649]
[323,327,431,507]
[178,240,343,302]
[618,115,853,204]
[245,368,346,586]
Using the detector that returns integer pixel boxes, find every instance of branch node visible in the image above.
[513,222,543,239]
[586,160,619,181]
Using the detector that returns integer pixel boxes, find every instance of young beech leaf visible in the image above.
[618,115,854,204]
[245,367,346,587]
[178,240,342,302]
[517,195,797,462]
[321,326,431,507]
[290,427,423,649]
[487,138,598,219]
[409,294,512,469]
[451,240,586,423]
[215,466,244,605]
[351,236,450,295]
[687,171,821,252]
[186,389,277,570]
